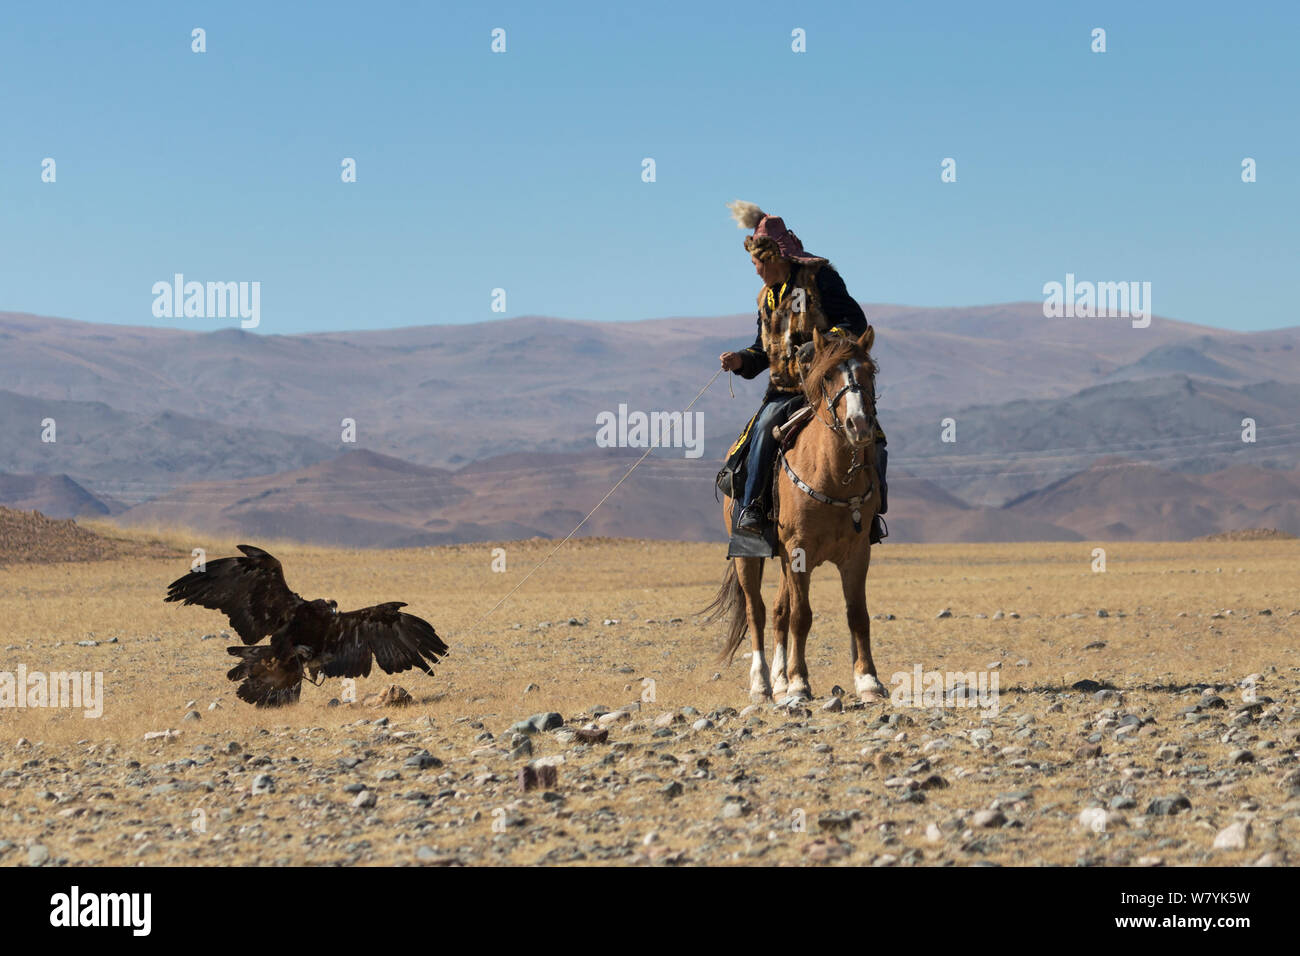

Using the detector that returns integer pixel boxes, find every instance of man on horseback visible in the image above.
[718,200,889,544]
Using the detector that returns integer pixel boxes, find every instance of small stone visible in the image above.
[971,809,1005,828]
[721,799,751,819]
[351,790,377,808]
[821,697,844,713]
[803,838,851,862]
[1213,821,1250,851]
[528,712,564,732]
[405,750,443,770]
[251,774,275,794]
[27,844,50,866]
[517,764,558,792]
[936,608,953,619]
[817,811,858,832]
[372,685,412,707]
[1146,794,1192,816]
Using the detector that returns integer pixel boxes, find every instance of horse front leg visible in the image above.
[785,568,814,700]
[841,554,886,702]
[771,561,791,698]
[736,557,771,703]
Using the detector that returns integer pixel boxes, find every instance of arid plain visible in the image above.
[2,524,1297,867]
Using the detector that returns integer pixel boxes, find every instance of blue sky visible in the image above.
[1,0,1296,333]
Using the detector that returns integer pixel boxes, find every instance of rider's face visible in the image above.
[753,255,789,287]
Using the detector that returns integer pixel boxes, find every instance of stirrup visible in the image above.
[869,515,888,544]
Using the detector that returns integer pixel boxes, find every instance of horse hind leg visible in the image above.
[736,557,772,703]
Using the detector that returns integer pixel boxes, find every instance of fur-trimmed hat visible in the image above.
[726,200,823,263]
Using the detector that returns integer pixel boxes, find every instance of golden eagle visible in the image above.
[165,545,448,707]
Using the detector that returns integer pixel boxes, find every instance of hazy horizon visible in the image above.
[6,299,1298,337]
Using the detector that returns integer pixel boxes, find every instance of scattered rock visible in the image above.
[1146,795,1192,816]
[517,764,559,792]
[1212,821,1250,851]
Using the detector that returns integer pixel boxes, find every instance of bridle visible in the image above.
[777,357,878,533]
[818,368,876,485]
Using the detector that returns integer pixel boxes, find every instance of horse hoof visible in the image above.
[750,691,773,705]
[856,674,887,703]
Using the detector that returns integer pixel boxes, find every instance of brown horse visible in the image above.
[704,327,887,704]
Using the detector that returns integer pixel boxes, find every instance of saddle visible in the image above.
[775,405,813,448]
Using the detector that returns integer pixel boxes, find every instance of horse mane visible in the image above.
[802,335,876,405]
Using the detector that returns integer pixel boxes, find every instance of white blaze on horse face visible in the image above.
[840,360,872,446]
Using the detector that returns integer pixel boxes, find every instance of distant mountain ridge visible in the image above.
[2,306,1298,544]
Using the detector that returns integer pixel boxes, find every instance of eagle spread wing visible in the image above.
[164,544,302,645]
[319,602,449,679]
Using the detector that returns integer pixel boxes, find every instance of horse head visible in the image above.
[803,327,878,448]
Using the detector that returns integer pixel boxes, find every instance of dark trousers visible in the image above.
[740,394,805,507]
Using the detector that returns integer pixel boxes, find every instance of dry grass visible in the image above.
[1,537,1297,866]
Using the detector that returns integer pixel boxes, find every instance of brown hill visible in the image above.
[0,508,175,565]
[115,449,469,548]
[1005,459,1300,540]
[0,472,118,518]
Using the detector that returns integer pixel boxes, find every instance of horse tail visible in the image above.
[699,559,747,665]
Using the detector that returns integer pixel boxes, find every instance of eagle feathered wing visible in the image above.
[225,645,304,707]
[319,602,449,679]
[164,544,302,645]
